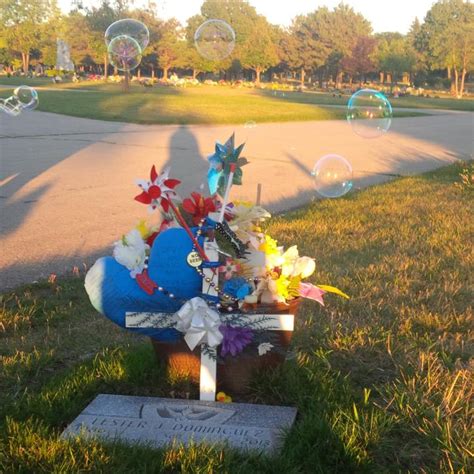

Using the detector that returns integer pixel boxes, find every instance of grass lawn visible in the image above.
[1,163,472,473]
[0,78,446,125]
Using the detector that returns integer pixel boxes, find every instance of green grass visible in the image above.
[1,163,473,472]
[0,78,436,125]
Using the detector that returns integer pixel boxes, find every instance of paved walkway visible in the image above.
[1,110,472,290]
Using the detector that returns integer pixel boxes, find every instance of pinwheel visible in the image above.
[135,165,208,262]
[207,133,248,199]
[134,166,181,213]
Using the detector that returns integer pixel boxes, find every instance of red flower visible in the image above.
[182,192,217,225]
[134,166,181,213]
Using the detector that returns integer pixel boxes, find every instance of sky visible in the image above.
[58,0,436,34]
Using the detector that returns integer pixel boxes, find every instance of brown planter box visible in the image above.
[151,299,300,395]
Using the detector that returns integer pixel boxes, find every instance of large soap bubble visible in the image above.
[108,35,142,71]
[13,85,39,110]
[347,89,392,138]
[105,18,149,50]
[312,154,353,198]
[0,96,22,116]
[194,19,235,61]
[0,85,39,117]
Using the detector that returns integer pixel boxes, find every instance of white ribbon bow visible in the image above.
[174,297,223,351]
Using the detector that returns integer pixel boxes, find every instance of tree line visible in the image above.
[1,0,473,97]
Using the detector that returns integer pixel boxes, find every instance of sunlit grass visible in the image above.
[0,79,431,125]
[0,163,472,472]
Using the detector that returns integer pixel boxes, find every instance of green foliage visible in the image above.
[376,33,417,81]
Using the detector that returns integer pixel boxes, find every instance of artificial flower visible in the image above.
[136,219,152,239]
[218,258,241,280]
[299,282,325,305]
[258,342,274,356]
[222,277,253,300]
[182,192,217,225]
[219,325,253,357]
[268,274,291,302]
[216,391,232,403]
[113,229,149,278]
[134,166,181,213]
[259,234,284,269]
[294,256,316,278]
[228,203,271,249]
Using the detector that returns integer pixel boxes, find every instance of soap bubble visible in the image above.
[347,89,392,138]
[0,96,22,116]
[13,85,39,110]
[194,19,235,61]
[312,154,353,198]
[105,18,149,50]
[108,35,142,71]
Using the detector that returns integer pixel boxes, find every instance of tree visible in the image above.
[376,33,417,88]
[341,36,377,84]
[421,0,474,97]
[0,0,59,72]
[323,3,372,86]
[282,9,332,87]
[155,19,184,79]
[240,16,279,84]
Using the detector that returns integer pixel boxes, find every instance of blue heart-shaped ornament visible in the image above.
[85,228,202,341]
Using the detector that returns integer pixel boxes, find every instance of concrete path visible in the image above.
[1,110,472,290]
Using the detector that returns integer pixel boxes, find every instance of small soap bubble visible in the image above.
[108,35,142,71]
[312,154,353,198]
[13,85,39,110]
[194,19,235,61]
[105,18,149,50]
[347,89,392,138]
[244,120,257,129]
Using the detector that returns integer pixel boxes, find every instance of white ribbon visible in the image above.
[174,297,223,351]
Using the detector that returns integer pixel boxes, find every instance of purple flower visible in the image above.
[219,325,253,357]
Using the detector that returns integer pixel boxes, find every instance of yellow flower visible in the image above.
[136,219,152,239]
[232,200,253,208]
[275,274,290,299]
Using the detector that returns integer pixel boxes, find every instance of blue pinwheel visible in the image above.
[207,133,248,197]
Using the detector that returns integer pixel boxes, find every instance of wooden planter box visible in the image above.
[151,299,300,395]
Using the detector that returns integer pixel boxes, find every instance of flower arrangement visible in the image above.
[85,133,347,400]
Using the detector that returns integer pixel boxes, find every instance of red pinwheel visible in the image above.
[182,192,217,225]
[134,166,181,213]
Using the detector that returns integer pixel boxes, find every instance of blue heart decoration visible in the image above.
[85,228,203,341]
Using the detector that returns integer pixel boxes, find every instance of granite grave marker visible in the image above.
[62,394,297,453]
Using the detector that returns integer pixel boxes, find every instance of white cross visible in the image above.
[125,237,295,401]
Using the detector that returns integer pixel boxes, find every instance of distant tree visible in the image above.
[324,3,372,86]
[182,14,217,78]
[341,36,377,84]
[0,0,59,72]
[240,16,279,84]
[283,9,332,87]
[155,19,184,79]
[421,0,474,97]
[84,0,120,77]
[376,33,417,88]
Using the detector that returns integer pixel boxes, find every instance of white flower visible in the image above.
[258,342,274,356]
[294,256,316,278]
[113,229,149,278]
[281,245,300,277]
